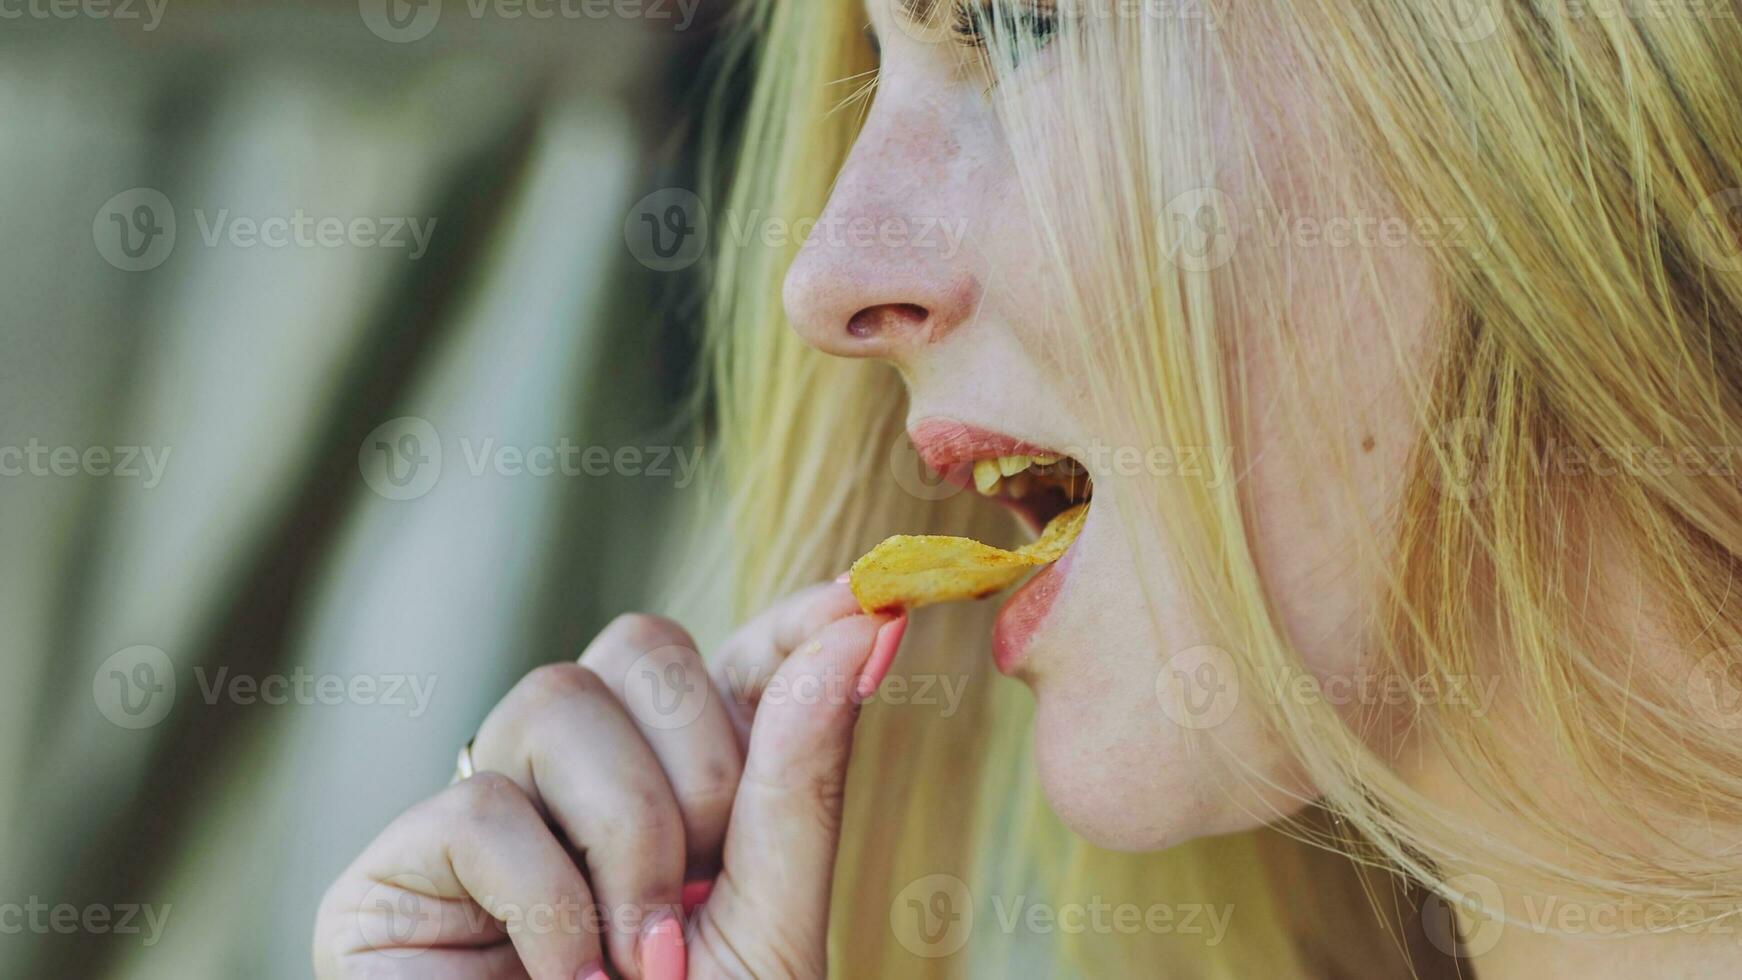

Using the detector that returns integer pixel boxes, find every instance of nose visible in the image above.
[782,93,982,360]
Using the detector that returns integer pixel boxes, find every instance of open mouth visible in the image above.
[965,452,1093,536]
[845,423,1095,615]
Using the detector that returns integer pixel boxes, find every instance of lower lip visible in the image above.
[990,546,1076,675]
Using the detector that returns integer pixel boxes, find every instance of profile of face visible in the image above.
[784,0,1441,851]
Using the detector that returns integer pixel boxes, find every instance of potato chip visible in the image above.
[848,503,1088,614]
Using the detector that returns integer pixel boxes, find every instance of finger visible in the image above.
[710,580,865,738]
[320,772,604,980]
[471,664,686,980]
[706,612,896,966]
[579,613,744,870]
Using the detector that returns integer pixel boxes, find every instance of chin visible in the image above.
[1025,664,1316,852]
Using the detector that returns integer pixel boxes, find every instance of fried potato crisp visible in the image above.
[848,504,1088,614]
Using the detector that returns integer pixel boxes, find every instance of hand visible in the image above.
[313,580,906,980]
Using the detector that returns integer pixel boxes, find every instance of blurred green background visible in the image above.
[0,2,728,975]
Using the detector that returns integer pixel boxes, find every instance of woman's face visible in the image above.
[785,0,1439,850]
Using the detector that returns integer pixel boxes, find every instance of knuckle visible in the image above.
[512,662,606,713]
[449,770,529,826]
[599,612,697,659]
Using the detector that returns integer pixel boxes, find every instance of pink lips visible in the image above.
[907,418,1059,485]
[990,545,1074,675]
[907,416,1082,675]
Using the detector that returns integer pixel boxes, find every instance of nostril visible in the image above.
[847,303,929,339]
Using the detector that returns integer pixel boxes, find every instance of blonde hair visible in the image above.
[685,0,1742,974]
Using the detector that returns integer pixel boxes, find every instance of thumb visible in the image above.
[702,611,903,967]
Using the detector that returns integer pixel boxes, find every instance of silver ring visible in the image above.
[450,737,476,785]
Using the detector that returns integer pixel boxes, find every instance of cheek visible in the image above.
[1237,245,1439,681]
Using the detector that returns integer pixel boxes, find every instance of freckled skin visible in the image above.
[785,0,1436,850]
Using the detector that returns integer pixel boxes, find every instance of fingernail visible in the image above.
[681,877,714,915]
[856,614,908,699]
[576,962,607,980]
[639,910,686,980]
[834,572,852,584]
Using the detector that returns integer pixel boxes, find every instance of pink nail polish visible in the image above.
[856,614,908,699]
[576,962,608,980]
[640,911,686,980]
[681,878,714,915]
[834,572,852,584]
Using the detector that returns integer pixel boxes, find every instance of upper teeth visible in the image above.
[973,454,1073,496]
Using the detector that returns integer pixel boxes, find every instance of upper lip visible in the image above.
[907,417,1067,484]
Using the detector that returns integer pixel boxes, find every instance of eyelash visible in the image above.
[951,2,1061,62]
